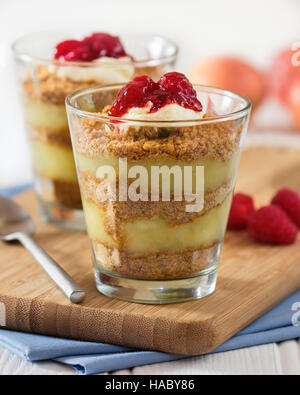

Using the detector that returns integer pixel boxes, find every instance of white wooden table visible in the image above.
[1,341,300,375]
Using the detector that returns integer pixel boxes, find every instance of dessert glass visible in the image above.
[12,32,178,230]
[66,85,251,303]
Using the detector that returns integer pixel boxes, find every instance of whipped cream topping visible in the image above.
[123,102,204,121]
[48,56,134,84]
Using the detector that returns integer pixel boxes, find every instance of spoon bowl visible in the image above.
[0,196,85,303]
[0,196,34,239]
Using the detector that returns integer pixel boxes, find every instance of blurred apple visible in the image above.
[188,56,266,109]
[270,48,300,104]
[287,77,300,130]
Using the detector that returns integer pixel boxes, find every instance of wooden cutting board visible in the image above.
[1,146,300,356]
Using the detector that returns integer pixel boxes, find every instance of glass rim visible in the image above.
[66,84,252,125]
[11,31,179,68]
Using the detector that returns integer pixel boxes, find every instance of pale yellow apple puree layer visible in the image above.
[77,152,239,193]
[82,193,232,256]
[82,199,118,249]
[30,140,77,182]
[24,99,68,130]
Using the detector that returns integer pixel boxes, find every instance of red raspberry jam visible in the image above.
[108,72,203,117]
[54,33,128,62]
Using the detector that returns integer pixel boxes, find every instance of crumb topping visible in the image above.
[24,66,99,105]
[23,65,167,106]
[75,114,245,161]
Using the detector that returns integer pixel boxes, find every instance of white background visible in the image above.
[0,0,299,187]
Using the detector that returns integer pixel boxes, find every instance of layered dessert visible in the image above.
[16,32,176,228]
[22,33,134,222]
[69,73,247,281]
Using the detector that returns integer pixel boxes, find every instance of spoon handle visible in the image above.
[16,232,85,304]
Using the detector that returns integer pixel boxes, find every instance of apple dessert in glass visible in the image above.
[66,72,251,303]
[12,32,178,230]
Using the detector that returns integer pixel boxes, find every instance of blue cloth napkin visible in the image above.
[0,184,32,198]
[1,185,300,374]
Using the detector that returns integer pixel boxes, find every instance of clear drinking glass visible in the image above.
[12,31,178,231]
[66,84,251,303]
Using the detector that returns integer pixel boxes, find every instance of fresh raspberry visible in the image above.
[271,188,300,228]
[248,205,298,245]
[227,193,255,230]
[108,72,203,117]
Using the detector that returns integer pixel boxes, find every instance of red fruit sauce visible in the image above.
[54,33,128,62]
[108,73,203,117]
